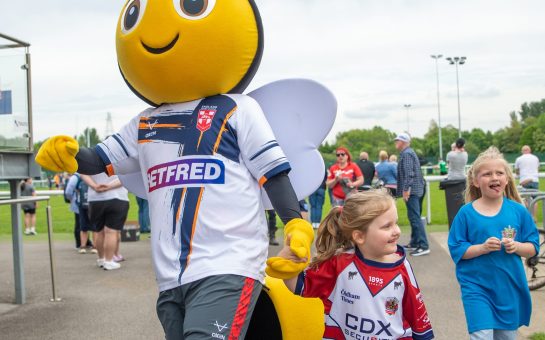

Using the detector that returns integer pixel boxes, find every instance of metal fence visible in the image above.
[0,195,61,304]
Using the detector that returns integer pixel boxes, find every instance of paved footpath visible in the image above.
[0,232,543,339]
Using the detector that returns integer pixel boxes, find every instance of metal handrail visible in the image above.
[528,194,545,232]
[0,196,61,302]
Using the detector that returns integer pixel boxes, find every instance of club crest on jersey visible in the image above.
[197,108,217,132]
[147,157,225,192]
[385,297,399,315]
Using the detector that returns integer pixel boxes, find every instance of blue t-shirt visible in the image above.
[448,198,540,333]
[375,160,397,185]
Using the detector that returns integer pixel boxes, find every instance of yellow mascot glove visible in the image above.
[35,135,79,173]
[266,218,314,279]
[266,256,307,280]
[284,218,314,259]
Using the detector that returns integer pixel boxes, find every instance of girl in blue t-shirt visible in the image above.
[448,147,539,340]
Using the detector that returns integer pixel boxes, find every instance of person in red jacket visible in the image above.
[326,147,363,206]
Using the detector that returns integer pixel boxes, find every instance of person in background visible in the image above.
[53,173,61,189]
[308,170,327,229]
[20,178,37,235]
[438,158,447,175]
[136,196,151,234]
[266,210,279,246]
[394,133,430,256]
[375,150,398,197]
[389,154,398,165]
[81,173,129,270]
[326,147,363,207]
[446,138,468,180]
[271,190,434,339]
[515,144,540,220]
[448,147,538,339]
[515,145,540,190]
[65,173,95,251]
[356,151,375,190]
[299,199,309,221]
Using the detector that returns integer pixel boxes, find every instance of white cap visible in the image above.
[394,132,411,143]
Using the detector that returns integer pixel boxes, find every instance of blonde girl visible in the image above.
[270,190,434,340]
[448,147,539,339]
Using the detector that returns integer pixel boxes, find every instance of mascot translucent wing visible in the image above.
[248,79,337,209]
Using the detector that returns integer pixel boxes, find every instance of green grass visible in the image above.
[530,333,545,340]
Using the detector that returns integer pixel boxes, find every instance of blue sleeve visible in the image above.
[519,207,540,256]
[448,207,472,264]
[294,271,306,296]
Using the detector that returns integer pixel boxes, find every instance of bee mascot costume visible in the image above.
[36,1,335,339]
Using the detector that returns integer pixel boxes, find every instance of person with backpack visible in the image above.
[65,173,95,252]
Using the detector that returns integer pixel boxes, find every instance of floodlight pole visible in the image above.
[431,54,443,159]
[404,104,411,134]
[446,56,466,138]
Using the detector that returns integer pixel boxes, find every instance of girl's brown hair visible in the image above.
[311,189,395,268]
[465,146,521,203]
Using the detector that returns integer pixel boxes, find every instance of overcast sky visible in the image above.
[1,0,545,143]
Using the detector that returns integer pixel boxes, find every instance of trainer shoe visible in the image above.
[78,248,87,254]
[410,248,430,257]
[103,261,121,271]
[24,229,32,235]
[403,244,418,250]
[90,248,98,254]
[96,258,105,268]
[113,254,125,262]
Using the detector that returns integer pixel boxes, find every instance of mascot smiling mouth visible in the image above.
[142,34,179,54]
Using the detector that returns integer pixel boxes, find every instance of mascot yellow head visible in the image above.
[116,0,263,106]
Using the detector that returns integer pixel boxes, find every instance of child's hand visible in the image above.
[502,238,518,254]
[276,235,309,263]
[481,237,501,253]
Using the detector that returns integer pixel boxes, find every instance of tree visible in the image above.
[519,99,545,121]
[76,128,101,148]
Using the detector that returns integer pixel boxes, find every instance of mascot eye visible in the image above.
[174,0,216,20]
[121,0,147,33]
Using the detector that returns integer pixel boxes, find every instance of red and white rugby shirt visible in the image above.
[296,246,434,340]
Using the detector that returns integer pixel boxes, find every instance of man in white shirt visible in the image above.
[515,145,540,189]
[515,145,540,219]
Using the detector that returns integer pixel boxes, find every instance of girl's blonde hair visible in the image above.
[389,154,397,162]
[379,150,388,162]
[311,189,395,267]
[465,146,521,203]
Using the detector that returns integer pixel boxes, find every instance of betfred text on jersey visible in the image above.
[147,157,225,192]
